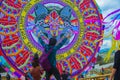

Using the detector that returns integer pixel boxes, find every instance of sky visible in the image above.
[95,0,120,17]
[95,0,120,50]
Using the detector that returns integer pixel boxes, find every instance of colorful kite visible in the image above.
[0,0,104,79]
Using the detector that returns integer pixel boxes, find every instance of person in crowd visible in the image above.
[6,73,10,80]
[25,70,34,80]
[38,32,70,80]
[0,74,1,80]
[20,75,25,80]
[101,67,104,75]
[30,53,43,80]
[110,45,120,80]
[61,70,71,80]
[80,74,84,78]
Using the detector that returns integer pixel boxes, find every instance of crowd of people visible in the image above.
[0,73,11,80]
[15,51,71,80]
[24,68,71,80]
[1,37,120,80]
[1,40,120,80]
[21,32,71,80]
[1,23,120,80]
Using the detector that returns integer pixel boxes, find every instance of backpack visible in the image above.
[39,48,53,71]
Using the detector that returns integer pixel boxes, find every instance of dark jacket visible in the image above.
[38,37,67,67]
[113,50,120,80]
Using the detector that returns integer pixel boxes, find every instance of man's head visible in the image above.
[34,53,39,59]
[49,37,57,46]
[32,61,39,68]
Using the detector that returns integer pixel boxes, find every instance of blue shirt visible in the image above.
[38,37,67,67]
[27,72,34,80]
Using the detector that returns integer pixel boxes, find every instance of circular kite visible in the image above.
[0,0,104,79]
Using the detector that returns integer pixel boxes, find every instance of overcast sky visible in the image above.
[95,0,120,49]
[95,0,120,17]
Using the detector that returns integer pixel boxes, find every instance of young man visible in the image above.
[110,45,120,80]
[38,33,70,80]
[30,54,43,80]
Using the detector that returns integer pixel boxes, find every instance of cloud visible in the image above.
[100,39,112,49]
[95,0,120,17]
[94,0,120,51]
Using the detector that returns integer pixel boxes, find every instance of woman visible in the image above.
[38,33,70,80]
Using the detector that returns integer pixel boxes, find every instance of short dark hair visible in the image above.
[32,61,39,68]
[49,37,57,46]
[32,53,39,68]
[33,53,39,60]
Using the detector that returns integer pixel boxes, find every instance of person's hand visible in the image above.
[33,28,37,35]
[37,32,41,37]
[109,76,113,80]
[109,78,112,80]
[66,31,72,39]
[66,29,72,38]
[37,31,43,37]
[66,33,71,38]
